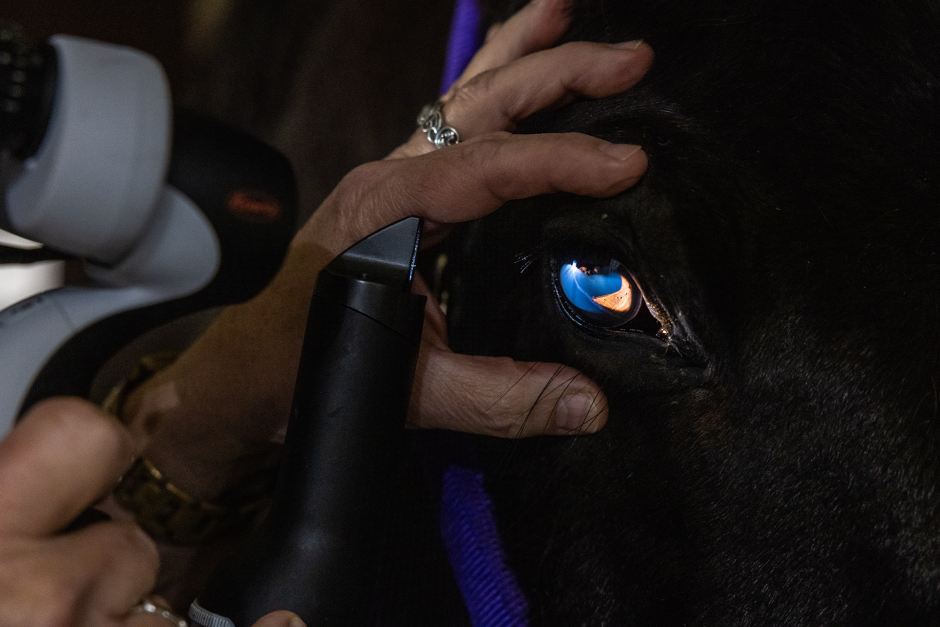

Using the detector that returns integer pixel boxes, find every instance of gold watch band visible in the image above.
[100,351,178,419]
[104,352,273,545]
[113,457,268,545]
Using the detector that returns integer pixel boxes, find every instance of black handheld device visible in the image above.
[190,216,427,627]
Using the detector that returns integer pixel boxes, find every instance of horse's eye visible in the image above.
[557,260,642,328]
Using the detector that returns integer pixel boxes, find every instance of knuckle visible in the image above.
[466,357,532,437]
[481,414,518,437]
[449,74,489,106]
[334,161,386,200]
[25,398,134,465]
[462,132,513,163]
[97,525,159,596]
[485,22,502,43]
[81,520,159,583]
[41,398,130,447]
[330,161,398,233]
[446,69,517,128]
[110,522,159,569]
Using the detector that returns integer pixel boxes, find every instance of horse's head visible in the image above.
[447,0,940,623]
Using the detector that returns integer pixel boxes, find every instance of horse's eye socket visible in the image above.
[558,260,642,327]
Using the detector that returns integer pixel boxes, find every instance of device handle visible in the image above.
[191,218,425,627]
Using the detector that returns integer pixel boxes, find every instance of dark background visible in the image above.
[4,0,189,87]
[4,0,454,222]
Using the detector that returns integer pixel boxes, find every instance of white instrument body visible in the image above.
[0,36,220,436]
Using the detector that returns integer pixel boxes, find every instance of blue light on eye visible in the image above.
[558,260,642,327]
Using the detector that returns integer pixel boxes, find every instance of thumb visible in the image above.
[411,348,609,437]
[250,611,306,627]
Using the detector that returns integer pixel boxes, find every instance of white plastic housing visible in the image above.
[0,187,220,436]
[5,35,171,264]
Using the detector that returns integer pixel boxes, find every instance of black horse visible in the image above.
[433,0,940,624]
[181,0,940,622]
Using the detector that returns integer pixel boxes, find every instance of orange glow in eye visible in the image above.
[591,274,634,312]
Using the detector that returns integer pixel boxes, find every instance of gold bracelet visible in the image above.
[104,353,273,545]
[113,457,270,545]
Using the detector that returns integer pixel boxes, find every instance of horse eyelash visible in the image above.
[515,242,549,274]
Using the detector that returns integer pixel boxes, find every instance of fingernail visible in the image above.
[290,618,307,627]
[599,142,643,161]
[557,394,598,433]
[613,39,644,50]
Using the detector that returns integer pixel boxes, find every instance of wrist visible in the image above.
[121,368,279,501]
[104,353,281,544]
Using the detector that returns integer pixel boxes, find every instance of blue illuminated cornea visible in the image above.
[559,262,622,313]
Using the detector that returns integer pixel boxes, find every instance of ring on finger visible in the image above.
[131,597,188,627]
[417,101,461,149]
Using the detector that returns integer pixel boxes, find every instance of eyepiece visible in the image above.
[0,24,57,159]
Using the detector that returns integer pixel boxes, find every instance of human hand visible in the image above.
[105,0,652,606]
[120,0,651,513]
[0,398,304,627]
[291,0,652,436]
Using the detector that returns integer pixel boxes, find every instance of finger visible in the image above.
[396,41,651,158]
[124,596,189,627]
[456,0,572,85]
[0,398,135,536]
[0,521,157,627]
[306,132,646,255]
[76,522,160,621]
[126,611,188,627]
[250,610,307,627]
[412,273,448,346]
[410,349,609,437]
[449,41,649,138]
[125,614,187,627]
[145,595,172,607]
[125,616,187,627]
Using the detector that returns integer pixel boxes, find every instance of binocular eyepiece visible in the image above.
[0,24,56,159]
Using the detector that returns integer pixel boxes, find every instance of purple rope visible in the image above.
[440,0,483,93]
[437,8,528,626]
[440,465,529,627]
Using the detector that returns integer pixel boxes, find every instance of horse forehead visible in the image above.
[548,0,939,215]
[450,4,940,621]
[490,1,940,400]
